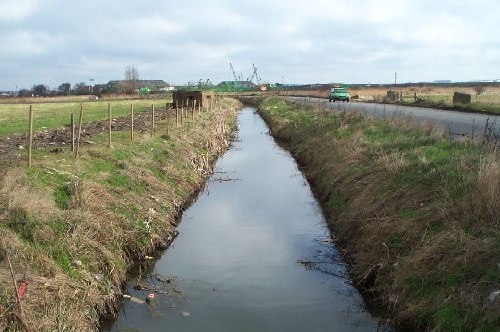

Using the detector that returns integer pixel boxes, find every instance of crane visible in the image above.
[248,63,262,84]
[230,63,239,81]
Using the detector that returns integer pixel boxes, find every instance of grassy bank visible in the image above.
[257,97,500,331]
[0,98,240,331]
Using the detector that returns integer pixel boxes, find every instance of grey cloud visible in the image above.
[1,0,500,90]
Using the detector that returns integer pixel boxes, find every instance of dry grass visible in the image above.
[258,97,500,330]
[0,98,240,331]
[277,85,500,114]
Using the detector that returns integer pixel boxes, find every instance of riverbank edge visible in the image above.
[0,99,241,331]
[250,97,500,331]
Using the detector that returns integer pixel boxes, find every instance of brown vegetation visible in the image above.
[258,97,500,330]
[278,85,500,114]
[0,98,240,330]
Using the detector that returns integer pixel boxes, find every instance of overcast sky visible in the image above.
[0,0,499,90]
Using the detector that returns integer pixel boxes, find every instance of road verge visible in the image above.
[257,97,500,331]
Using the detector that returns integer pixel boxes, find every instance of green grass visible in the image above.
[0,97,240,330]
[34,241,78,278]
[0,99,171,137]
[54,185,71,209]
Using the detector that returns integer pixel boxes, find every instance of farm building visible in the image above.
[172,90,215,108]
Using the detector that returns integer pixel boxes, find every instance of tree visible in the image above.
[18,89,32,97]
[58,82,71,95]
[124,65,140,93]
[73,82,88,95]
[32,84,48,97]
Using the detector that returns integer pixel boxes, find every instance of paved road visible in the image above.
[285,96,500,139]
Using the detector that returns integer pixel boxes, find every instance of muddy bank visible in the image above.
[0,98,240,331]
[256,97,500,331]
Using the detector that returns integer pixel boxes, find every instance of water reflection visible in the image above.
[103,108,382,332]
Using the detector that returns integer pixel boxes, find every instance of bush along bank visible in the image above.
[0,98,240,331]
[257,97,500,331]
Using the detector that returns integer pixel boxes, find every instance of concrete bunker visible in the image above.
[173,90,215,108]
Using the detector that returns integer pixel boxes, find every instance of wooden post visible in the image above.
[192,99,196,121]
[176,104,179,128]
[198,99,201,114]
[108,103,112,147]
[166,103,170,135]
[151,104,155,137]
[130,104,134,142]
[75,105,83,159]
[2,239,30,331]
[181,101,184,124]
[71,113,75,152]
[28,105,33,168]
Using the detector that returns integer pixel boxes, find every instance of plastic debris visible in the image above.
[71,260,82,267]
[180,311,190,317]
[123,294,146,304]
[488,290,500,302]
[17,282,28,301]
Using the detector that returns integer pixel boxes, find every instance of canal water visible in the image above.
[103,107,382,331]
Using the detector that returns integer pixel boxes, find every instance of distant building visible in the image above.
[433,80,452,84]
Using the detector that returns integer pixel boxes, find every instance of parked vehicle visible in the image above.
[329,87,350,102]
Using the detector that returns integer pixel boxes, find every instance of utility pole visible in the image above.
[395,72,397,85]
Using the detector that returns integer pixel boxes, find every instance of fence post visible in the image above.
[130,103,134,142]
[181,101,184,124]
[75,105,83,159]
[151,104,155,137]
[176,104,179,128]
[28,105,33,168]
[166,103,170,135]
[71,113,75,152]
[108,103,112,147]
[192,99,196,121]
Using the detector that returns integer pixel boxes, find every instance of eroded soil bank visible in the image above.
[0,98,240,331]
[255,97,500,331]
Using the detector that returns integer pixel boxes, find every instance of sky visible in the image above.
[0,0,499,90]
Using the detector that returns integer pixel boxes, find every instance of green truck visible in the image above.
[329,87,350,102]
